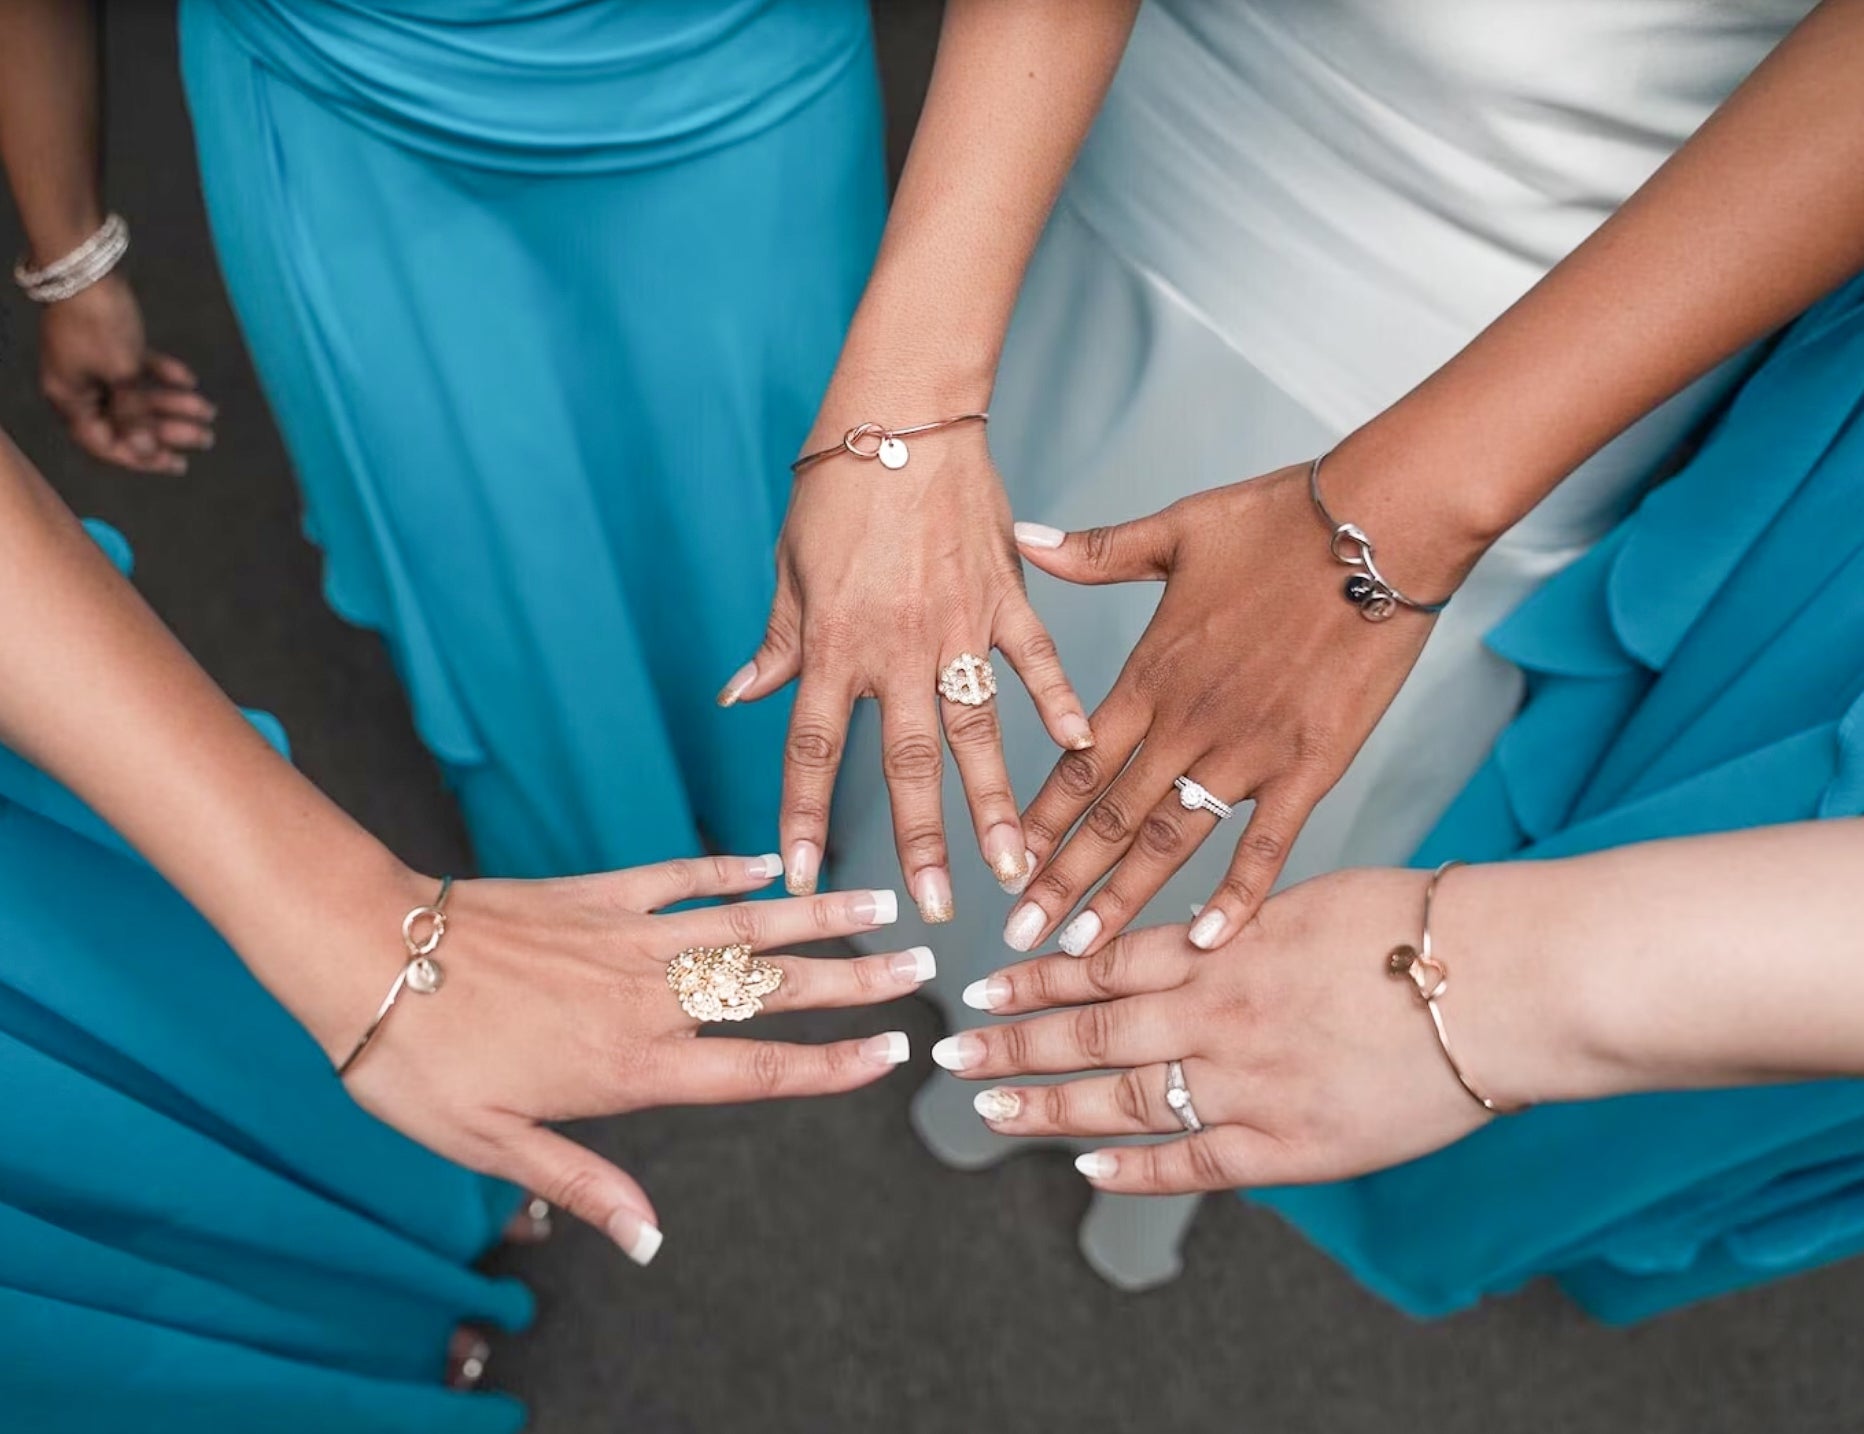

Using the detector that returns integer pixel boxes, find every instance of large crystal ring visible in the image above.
[1172,776,1235,821]
[938,652,998,707]
[667,944,785,1023]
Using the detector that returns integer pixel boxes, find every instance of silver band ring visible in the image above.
[939,652,998,707]
[1165,1060,1204,1133]
[1173,776,1234,821]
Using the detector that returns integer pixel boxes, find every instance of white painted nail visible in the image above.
[606,1208,663,1267]
[748,853,784,880]
[1074,1151,1118,1181]
[1003,903,1046,952]
[861,1030,911,1065]
[890,946,937,983]
[1188,909,1227,951]
[974,1087,1022,1122]
[716,662,756,708]
[854,889,899,925]
[931,1033,985,1071]
[962,976,1011,1011]
[1013,521,1066,550]
[1058,910,1102,957]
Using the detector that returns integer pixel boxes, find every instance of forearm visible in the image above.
[0,0,108,264]
[1333,0,1864,584]
[813,0,1138,425]
[0,429,411,1057]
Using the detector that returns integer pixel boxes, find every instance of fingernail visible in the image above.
[605,1208,664,1267]
[1058,713,1095,750]
[962,976,1010,1011]
[1003,903,1046,952]
[853,889,899,925]
[1013,521,1066,550]
[913,868,955,924]
[861,1030,911,1065]
[931,1033,985,1071]
[1188,909,1228,951]
[890,946,937,983]
[974,1087,1022,1122]
[1074,1151,1118,1182]
[747,852,784,880]
[1001,848,1038,896]
[716,662,756,708]
[984,826,1029,894]
[785,842,819,895]
[1058,910,1102,957]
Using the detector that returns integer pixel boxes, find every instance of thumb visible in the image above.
[718,584,803,708]
[1013,512,1178,585]
[498,1127,663,1267]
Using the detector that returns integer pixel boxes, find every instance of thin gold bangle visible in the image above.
[336,875,454,1077]
[1385,861,1526,1116]
[790,412,988,475]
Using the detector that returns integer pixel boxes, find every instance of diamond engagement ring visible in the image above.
[939,652,998,706]
[1165,1060,1204,1133]
[667,944,785,1023]
[1172,776,1234,820]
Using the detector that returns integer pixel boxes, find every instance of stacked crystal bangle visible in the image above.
[13,214,130,304]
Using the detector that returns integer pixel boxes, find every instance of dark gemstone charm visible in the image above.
[1345,573,1378,605]
[1386,943,1418,975]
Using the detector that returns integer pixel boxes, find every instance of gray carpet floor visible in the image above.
[1,5,1857,1431]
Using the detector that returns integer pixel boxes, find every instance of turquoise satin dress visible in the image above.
[177,0,886,877]
[1256,269,1864,1323]
[0,527,530,1432]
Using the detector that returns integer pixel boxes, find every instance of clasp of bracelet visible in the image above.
[1309,453,1452,622]
[791,412,989,475]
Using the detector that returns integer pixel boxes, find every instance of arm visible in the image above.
[1010,0,1864,956]
[0,423,930,1257]
[725,0,1141,922]
[0,0,214,471]
[939,821,1864,1193]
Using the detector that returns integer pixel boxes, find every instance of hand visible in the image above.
[1002,461,1464,958]
[937,866,1598,1194]
[317,855,928,1264]
[721,419,1090,922]
[39,273,216,474]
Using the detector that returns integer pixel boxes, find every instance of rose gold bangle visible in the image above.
[790,412,988,475]
[1385,861,1526,1116]
[336,876,454,1077]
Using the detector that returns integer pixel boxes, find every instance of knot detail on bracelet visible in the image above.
[790,412,988,475]
[336,875,455,1076]
[1308,453,1452,622]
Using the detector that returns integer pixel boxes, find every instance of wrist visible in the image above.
[22,205,109,274]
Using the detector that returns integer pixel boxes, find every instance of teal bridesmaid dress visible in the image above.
[1255,268,1864,1323]
[0,527,530,1432]
[176,0,887,877]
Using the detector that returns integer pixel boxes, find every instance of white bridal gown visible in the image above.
[832,0,1816,1287]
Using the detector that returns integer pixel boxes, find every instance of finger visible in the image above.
[1009,740,1185,956]
[936,649,1028,902]
[775,669,854,894]
[1053,763,1241,957]
[628,852,787,911]
[652,884,900,954]
[1012,510,1178,586]
[995,596,1093,755]
[929,992,1181,1079]
[971,1064,1179,1138]
[145,387,217,423]
[495,1126,663,1266]
[718,586,801,709]
[143,350,201,390]
[878,680,953,923]
[760,944,936,1012]
[153,417,215,452]
[957,926,1196,1016]
[661,1028,912,1103]
[1188,782,1317,951]
[1073,1127,1293,1195]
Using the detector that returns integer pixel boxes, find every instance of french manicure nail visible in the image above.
[1188,909,1228,950]
[853,889,899,925]
[962,976,1011,1011]
[1074,1151,1118,1181]
[985,825,1030,894]
[1058,910,1102,957]
[890,946,937,983]
[747,852,784,880]
[1057,712,1095,750]
[785,841,819,895]
[716,662,756,708]
[913,868,955,924]
[1003,903,1046,952]
[605,1208,664,1267]
[861,1030,911,1065]
[931,1033,985,1071]
[974,1087,1022,1122]
[1013,521,1066,550]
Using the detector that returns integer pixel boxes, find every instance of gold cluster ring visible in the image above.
[667,944,785,1023]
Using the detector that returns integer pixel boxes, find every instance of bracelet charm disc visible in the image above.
[877,436,909,469]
